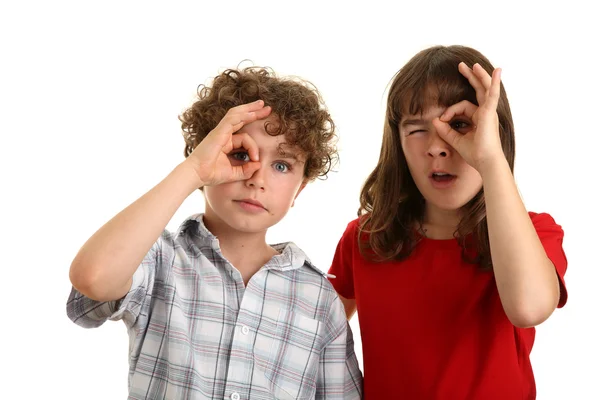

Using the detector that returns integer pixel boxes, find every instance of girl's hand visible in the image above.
[432,62,505,173]
[183,100,272,187]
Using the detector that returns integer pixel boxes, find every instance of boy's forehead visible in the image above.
[242,116,305,159]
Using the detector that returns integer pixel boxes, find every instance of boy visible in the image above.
[67,66,363,399]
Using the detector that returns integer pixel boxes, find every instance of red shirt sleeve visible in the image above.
[530,212,568,308]
[327,219,359,299]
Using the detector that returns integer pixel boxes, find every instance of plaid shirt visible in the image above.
[67,214,363,399]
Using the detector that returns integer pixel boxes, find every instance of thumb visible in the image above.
[232,162,261,181]
[432,117,462,151]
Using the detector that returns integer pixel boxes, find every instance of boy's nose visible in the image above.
[245,167,266,190]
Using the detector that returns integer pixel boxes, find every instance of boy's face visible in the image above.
[203,115,307,234]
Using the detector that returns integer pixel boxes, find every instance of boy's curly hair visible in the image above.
[179,66,337,181]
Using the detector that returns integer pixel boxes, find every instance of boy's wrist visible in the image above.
[173,161,205,192]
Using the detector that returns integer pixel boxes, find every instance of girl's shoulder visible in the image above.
[527,211,563,231]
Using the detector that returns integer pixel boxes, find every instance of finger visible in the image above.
[240,162,261,180]
[472,63,492,90]
[213,110,260,138]
[232,99,266,114]
[217,99,265,125]
[227,100,271,122]
[253,105,272,120]
[231,132,259,161]
[213,114,249,138]
[227,161,261,182]
[483,68,502,112]
[432,117,463,151]
[218,103,272,135]
[439,100,478,122]
[458,62,486,106]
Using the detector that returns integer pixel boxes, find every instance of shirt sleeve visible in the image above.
[315,294,363,399]
[327,220,359,300]
[66,237,162,329]
[530,212,568,308]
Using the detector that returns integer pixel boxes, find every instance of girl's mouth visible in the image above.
[431,172,455,182]
[429,172,457,188]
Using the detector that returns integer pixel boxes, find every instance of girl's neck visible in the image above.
[421,204,461,240]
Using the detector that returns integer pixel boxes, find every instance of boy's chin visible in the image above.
[226,216,280,234]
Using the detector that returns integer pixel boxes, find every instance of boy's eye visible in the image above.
[274,162,289,173]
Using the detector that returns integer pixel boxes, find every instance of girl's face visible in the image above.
[399,105,483,216]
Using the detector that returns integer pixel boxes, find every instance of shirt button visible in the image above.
[230,393,240,400]
[241,325,249,335]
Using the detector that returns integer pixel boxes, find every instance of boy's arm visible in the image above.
[69,165,201,302]
[69,101,271,302]
[315,297,363,399]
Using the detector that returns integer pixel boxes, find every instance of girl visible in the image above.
[328,45,567,399]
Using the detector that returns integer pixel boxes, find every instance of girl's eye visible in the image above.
[231,152,250,162]
[409,129,426,135]
[450,120,470,131]
[274,162,289,173]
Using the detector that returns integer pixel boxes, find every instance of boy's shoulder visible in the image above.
[271,241,335,282]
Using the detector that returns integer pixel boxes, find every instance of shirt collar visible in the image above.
[176,214,326,277]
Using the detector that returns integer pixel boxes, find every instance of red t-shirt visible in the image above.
[328,212,567,400]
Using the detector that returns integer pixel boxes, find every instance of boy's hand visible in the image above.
[184,100,272,187]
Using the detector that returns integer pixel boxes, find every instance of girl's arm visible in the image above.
[480,157,560,328]
[434,64,560,328]
[339,295,358,320]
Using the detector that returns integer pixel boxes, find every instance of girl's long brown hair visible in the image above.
[359,45,515,268]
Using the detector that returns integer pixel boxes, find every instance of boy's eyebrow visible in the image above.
[278,151,300,160]
[271,148,304,162]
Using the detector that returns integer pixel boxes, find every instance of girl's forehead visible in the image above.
[397,82,473,119]
[402,105,445,120]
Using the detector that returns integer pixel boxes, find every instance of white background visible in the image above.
[1,1,598,398]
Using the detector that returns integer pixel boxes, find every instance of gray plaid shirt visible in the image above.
[67,214,363,399]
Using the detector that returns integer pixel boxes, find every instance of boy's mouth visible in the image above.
[235,198,267,212]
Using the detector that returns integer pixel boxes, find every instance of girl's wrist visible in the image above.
[477,154,511,181]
